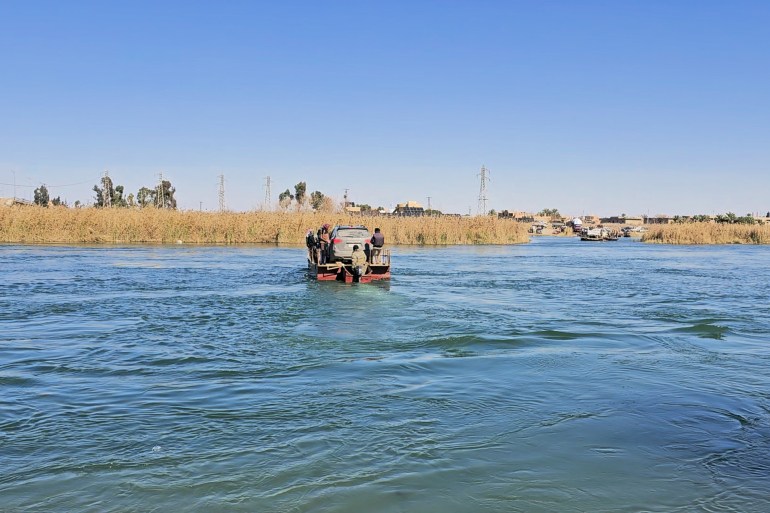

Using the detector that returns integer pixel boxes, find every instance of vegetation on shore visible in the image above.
[641,223,770,244]
[0,207,530,245]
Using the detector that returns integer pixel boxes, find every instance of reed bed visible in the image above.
[0,207,530,245]
[641,223,770,244]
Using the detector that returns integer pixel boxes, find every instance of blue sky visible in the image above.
[1,0,768,216]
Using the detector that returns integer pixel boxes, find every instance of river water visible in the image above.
[2,238,769,512]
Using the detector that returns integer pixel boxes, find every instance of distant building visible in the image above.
[0,197,34,207]
[498,210,534,222]
[644,215,673,224]
[600,216,644,226]
[393,201,425,216]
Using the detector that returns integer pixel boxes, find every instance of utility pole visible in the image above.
[477,165,489,215]
[12,170,16,200]
[157,172,165,208]
[343,188,349,207]
[218,174,226,212]
[264,176,271,211]
[199,201,203,212]
[427,196,432,214]
[102,171,112,208]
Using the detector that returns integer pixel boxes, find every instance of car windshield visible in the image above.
[337,229,370,238]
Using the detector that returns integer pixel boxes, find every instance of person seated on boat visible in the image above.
[318,224,331,264]
[351,244,367,277]
[370,227,384,263]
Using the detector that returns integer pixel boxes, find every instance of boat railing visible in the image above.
[369,248,391,266]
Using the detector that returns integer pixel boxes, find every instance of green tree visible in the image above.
[51,196,64,206]
[34,185,50,206]
[137,187,156,208]
[112,185,128,208]
[93,176,114,207]
[154,180,177,209]
[310,190,325,210]
[538,208,560,218]
[294,182,307,205]
[93,175,127,207]
[278,189,294,210]
[715,212,738,224]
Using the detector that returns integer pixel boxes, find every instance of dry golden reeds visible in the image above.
[0,206,530,245]
[641,223,770,244]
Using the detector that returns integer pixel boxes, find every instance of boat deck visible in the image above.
[307,249,391,283]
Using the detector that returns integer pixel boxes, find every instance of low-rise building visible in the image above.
[644,215,674,224]
[393,201,425,216]
[600,215,644,226]
[498,210,534,222]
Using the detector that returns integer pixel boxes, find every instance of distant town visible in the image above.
[2,172,768,229]
[3,193,769,228]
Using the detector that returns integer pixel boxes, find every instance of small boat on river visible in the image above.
[580,227,619,241]
[306,224,391,283]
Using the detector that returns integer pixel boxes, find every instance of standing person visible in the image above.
[305,229,317,263]
[370,227,385,263]
[318,224,331,264]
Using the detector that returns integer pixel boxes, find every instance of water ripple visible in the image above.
[2,241,770,512]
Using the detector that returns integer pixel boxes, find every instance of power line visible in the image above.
[0,182,34,188]
[0,177,101,188]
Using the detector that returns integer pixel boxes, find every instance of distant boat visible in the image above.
[580,227,618,241]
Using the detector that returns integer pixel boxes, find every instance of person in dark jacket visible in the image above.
[305,229,317,263]
[317,224,331,264]
[370,227,384,263]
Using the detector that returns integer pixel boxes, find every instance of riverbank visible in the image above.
[641,223,770,244]
[0,207,530,245]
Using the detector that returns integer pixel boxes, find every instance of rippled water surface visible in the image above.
[2,238,770,512]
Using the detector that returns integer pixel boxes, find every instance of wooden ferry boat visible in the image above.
[307,249,391,283]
